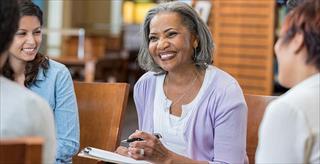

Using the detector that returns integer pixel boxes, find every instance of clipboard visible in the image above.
[78,147,150,164]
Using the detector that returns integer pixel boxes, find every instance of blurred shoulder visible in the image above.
[0,77,51,113]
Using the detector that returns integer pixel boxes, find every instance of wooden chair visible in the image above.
[245,94,277,164]
[72,82,130,164]
[0,137,43,164]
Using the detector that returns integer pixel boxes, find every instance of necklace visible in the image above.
[164,72,198,109]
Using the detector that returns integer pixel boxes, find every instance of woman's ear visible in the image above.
[192,34,199,49]
[293,32,304,54]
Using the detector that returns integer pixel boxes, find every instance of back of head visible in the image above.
[283,0,320,71]
[286,0,304,12]
[138,1,214,73]
[0,0,19,55]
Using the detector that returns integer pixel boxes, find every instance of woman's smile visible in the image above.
[21,47,37,55]
[159,51,176,61]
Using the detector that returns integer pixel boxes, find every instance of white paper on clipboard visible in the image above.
[78,147,150,164]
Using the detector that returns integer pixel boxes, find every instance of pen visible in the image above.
[121,133,162,143]
[121,138,143,143]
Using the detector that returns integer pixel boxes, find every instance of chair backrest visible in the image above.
[245,94,277,164]
[0,137,43,164]
[73,81,130,164]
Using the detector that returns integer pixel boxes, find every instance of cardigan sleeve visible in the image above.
[133,77,147,129]
[133,72,157,131]
[212,82,248,163]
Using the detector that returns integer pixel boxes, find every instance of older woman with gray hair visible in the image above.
[116,1,247,163]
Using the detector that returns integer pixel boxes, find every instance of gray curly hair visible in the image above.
[137,1,214,73]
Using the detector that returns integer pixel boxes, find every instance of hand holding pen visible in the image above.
[115,130,170,163]
[123,130,171,163]
[121,132,162,143]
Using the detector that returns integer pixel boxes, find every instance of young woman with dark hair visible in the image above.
[2,2,80,163]
[0,0,56,163]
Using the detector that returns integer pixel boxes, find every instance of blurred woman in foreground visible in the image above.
[256,0,320,163]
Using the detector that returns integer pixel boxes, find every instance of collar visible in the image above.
[290,73,320,91]
[36,68,46,81]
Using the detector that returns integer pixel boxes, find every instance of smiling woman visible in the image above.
[8,16,42,82]
[115,1,248,164]
[3,2,46,87]
[2,1,80,163]
[0,0,56,163]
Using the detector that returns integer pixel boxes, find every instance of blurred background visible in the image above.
[34,0,289,95]
[31,0,290,138]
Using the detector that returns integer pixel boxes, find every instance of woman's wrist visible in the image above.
[160,151,209,164]
[162,150,174,164]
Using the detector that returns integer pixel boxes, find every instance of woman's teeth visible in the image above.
[23,48,35,52]
[160,53,174,60]
[22,48,36,55]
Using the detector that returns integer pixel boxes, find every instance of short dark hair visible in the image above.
[138,1,214,73]
[0,0,19,55]
[283,0,320,71]
[286,0,304,12]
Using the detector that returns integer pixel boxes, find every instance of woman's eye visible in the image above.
[33,30,42,35]
[16,32,26,36]
[167,32,177,38]
[149,36,158,42]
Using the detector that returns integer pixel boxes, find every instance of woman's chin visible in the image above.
[160,65,175,72]
[278,76,293,89]
[22,54,37,62]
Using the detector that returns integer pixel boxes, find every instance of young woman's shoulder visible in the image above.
[48,59,68,70]
[46,59,70,75]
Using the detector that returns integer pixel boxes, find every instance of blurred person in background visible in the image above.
[256,0,320,163]
[2,1,79,163]
[0,0,56,163]
[116,1,248,163]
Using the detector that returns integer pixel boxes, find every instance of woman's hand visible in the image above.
[127,130,172,163]
[115,146,129,157]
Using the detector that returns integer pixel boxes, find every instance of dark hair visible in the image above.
[0,0,19,55]
[286,0,304,12]
[138,1,214,73]
[282,0,320,71]
[3,1,49,87]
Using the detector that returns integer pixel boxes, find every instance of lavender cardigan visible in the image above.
[133,66,247,163]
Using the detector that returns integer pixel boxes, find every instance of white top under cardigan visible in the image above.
[153,67,215,157]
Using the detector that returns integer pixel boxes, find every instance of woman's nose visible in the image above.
[25,33,36,44]
[157,38,169,50]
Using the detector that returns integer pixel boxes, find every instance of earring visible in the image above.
[193,40,198,61]
[193,48,197,61]
[193,41,198,48]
